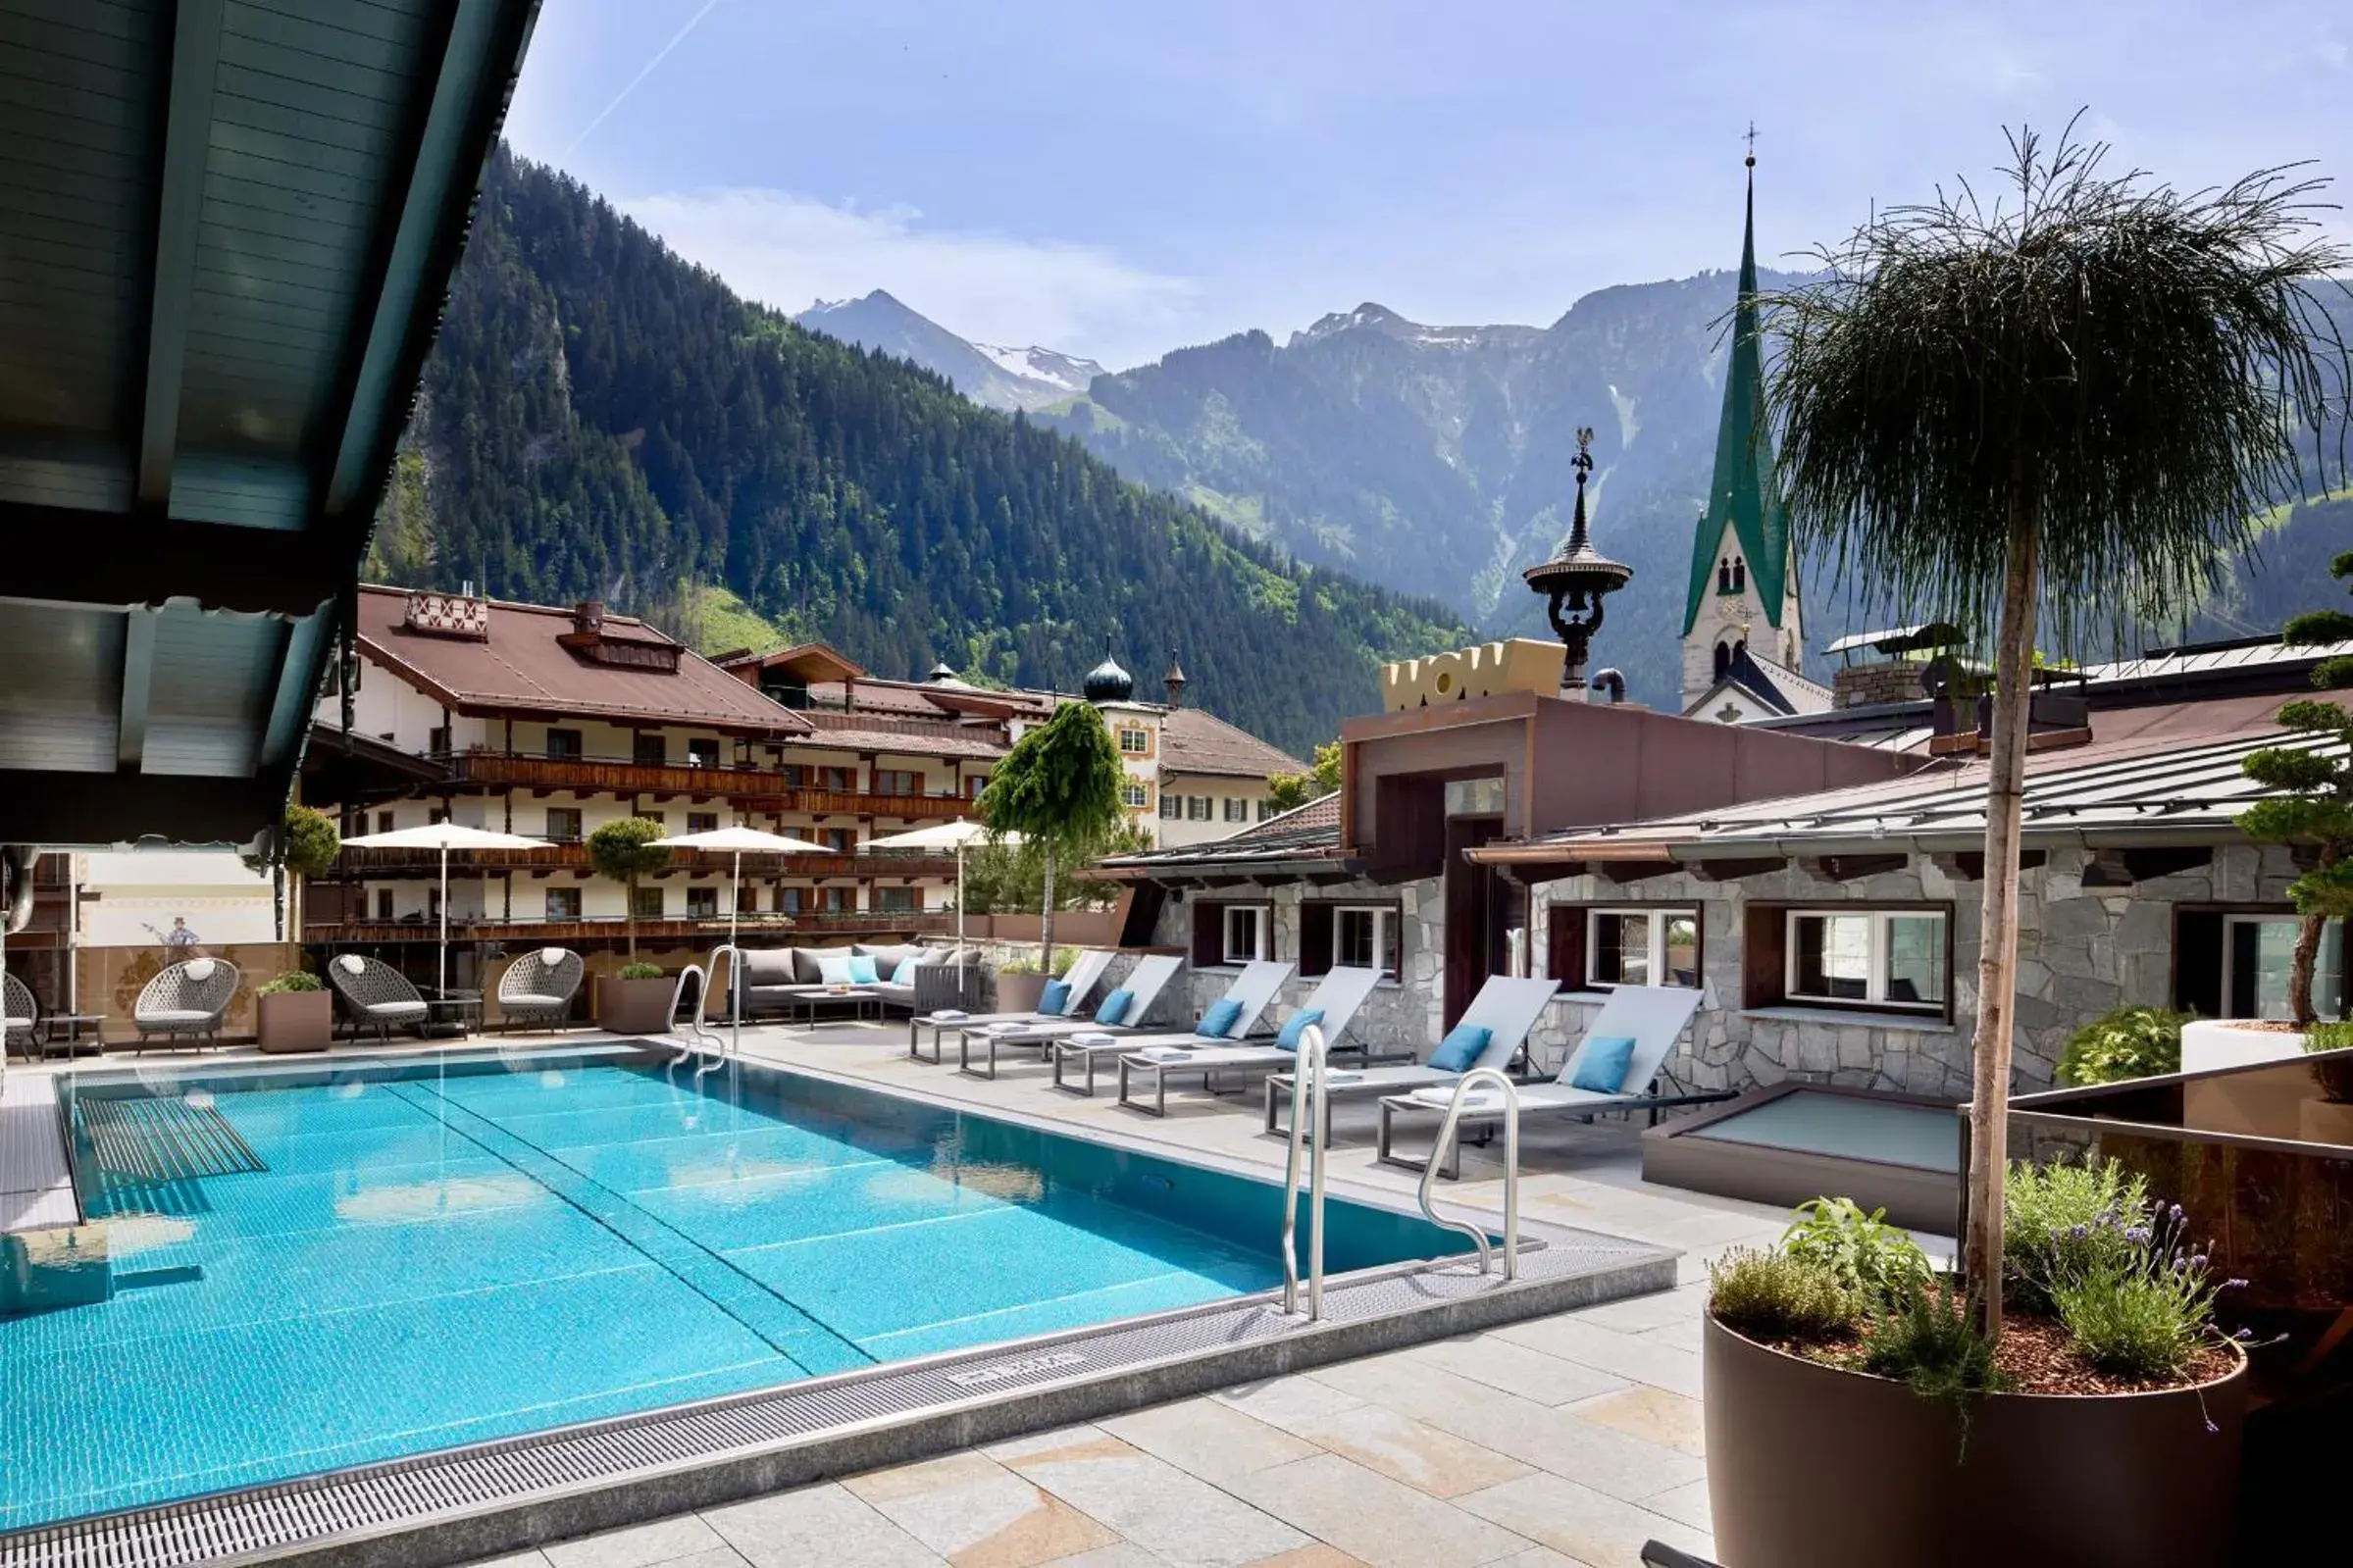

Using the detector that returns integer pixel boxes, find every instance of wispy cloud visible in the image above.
[620,187,1197,365]
[560,0,726,162]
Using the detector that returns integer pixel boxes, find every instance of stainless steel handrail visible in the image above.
[702,943,744,1059]
[1415,1068,1520,1279]
[1280,1023,1331,1319]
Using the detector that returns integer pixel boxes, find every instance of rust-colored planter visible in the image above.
[994,971,1048,1014]
[256,989,332,1053]
[1705,1314,2245,1568]
[596,976,674,1036]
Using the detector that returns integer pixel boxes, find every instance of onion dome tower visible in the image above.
[1083,636,1135,704]
[1162,651,1188,707]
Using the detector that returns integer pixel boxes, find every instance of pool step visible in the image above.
[77,1095,266,1185]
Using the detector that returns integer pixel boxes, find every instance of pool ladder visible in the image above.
[1416,1069,1520,1280]
[665,945,743,1077]
[1279,1024,1332,1319]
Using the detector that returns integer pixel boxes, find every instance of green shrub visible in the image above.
[2305,1020,2353,1101]
[1707,1247,1858,1342]
[617,962,664,981]
[2051,1199,2239,1380]
[258,970,322,995]
[2003,1157,2151,1315]
[2057,1005,2189,1086]
[1781,1196,1931,1302]
[998,956,1042,976]
[2309,1020,2353,1051]
[1861,1276,2011,1453]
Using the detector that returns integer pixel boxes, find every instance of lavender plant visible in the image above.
[2051,1201,2247,1382]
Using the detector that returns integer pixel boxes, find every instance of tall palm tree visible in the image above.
[978,701,1126,973]
[1763,122,2348,1335]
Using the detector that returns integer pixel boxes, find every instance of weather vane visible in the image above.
[1521,425,1630,698]
[1744,122,1757,168]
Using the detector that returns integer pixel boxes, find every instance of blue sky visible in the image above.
[504,0,2352,369]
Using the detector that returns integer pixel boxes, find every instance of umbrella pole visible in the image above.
[956,842,965,947]
[438,846,449,999]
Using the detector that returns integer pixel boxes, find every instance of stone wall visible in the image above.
[1149,878,1442,1051]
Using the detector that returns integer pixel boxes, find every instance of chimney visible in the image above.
[401,588,489,640]
[1833,661,1927,708]
[1828,623,1964,708]
[1163,650,1188,708]
[573,600,604,636]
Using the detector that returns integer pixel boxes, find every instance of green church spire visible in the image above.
[1682,146,1794,637]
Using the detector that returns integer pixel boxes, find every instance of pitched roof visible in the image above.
[354,587,811,735]
[1160,706,1306,779]
[1099,791,1343,876]
[1683,162,1794,637]
[1684,647,1833,719]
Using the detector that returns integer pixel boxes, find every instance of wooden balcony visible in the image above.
[302,910,956,944]
[333,844,958,879]
[446,751,981,819]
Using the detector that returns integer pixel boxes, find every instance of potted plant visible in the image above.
[255,969,332,1053]
[1707,1173,2250,1568]
[2298,1021,2353,1144]
[597,961,673,1035]
[994,955,1048,1015]
[587,817,670,960]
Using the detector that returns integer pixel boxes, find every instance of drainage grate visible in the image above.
[76,1097,265,1185]
[0,1236,1672,1568]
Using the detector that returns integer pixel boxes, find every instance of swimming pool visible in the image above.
[5,1049,1497,1531]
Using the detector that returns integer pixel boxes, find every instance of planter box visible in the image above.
[994,971,1048,1014]
[597,976,674,1036]
[2180,1018,2305,1075]
[1706,1314,2245,1568]
[256,989,332,1053]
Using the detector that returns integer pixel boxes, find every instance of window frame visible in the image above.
[2222,911,2347,1021]
[1121,781,1150,808]
[1158,790,1184,821]
[544,728,583,760]
[1117,727,1151,755]
[375,887,394,921]
[544,886,583,920]
[542,807,583,843]
[684,886,719,919]
[1222,796,1250,823]
[1222,902,1270,965]
[1186,795,1212,821]
[685,811,720,835]
[1782,907,1949,1013]
[633,733,667,766]
[1582,905,1704,991]
[1333,904,1401,980]
[631,885,665,920]
[874,768,920,795]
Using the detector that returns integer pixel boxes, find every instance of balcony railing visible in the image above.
[442,750,983,819]
[303,910,956,944]
[332,844,959,879]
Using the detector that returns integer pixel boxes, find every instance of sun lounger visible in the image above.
[1049,959,1294,1095]
[1378,984,1715,1178]
[1257,974,1560,1136]
[1106,966,1385,1115]
[955,953,1184,1078]
[908,947,1112,1062]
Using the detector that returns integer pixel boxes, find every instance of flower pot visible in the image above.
[596,976,674,1036]
[1705,1315,2245,1568]
[995,971,1047,1014]
[256,989,332,1053]
[2180,1018,2306,1075]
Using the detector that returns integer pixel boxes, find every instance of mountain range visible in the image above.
[796,291,1105,412]
[366,149,1466,757]
[807,278,2353,710]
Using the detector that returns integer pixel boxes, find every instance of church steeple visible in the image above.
[1682,138,1804,711]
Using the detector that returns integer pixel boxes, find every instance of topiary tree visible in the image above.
[246,803,341,939]
[587,817,670,960]
[978,702,1125,973]
[2238,552,2353,1025]
[1763,121,2348,1335]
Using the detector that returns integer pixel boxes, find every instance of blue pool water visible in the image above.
[1,1053,1466,1530]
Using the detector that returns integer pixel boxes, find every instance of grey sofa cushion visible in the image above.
[857,943,920,973]
[790,946,844,985]
[736,948,799,986]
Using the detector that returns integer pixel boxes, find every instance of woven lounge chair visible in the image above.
[1379,984,1714,1179]
[326,953,429,1043]
[1049,959,1294,1097]
[497,947,584,1031]
[1110,965,1386,1116]
[3,972,37,1061]
[132,958,240,1051]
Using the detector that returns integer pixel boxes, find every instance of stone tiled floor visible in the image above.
[18,1021,1839,1566]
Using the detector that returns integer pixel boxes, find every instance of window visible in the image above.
[1223,904,1267,964]
[1445,777,1507,817]
[1118,727,1151,755]
[1586,908,1702,989]
[875,885,917,913]
[375,811,394,835]
[1223,797,1250,823]
[780,764,806,788]
[545,887,582,920]
[685,737,720,767]
[1257,799,1274,821]
[1336,906,1401,979]
[776,885,804,914]
[375,887,394,920]
[686,811,719,835]
[636,810,663,830]
[634,733,666,766]
[1786,910,1946,1010]
[820,886,848,913]
[685,886,718,919]
[874,768,919,795]
[824,828,854,852]
[545,729,583,759]
[1122,782,1150,808]
[427,725,451,755]
[543,808,583,843]
[632,885,664,920]
[1159,792,1184,820]
[429,806,449,825]
[967,774,988,799]
[817,766,853,791]
[1187,795,1212,821]
[2224,915,2345,1020]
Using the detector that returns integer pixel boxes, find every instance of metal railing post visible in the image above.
[1415,1068,1520,1279]
[1280,1023,1331,1319]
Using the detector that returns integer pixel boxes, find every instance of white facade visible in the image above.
[1681,520,1805,712]
[77,851,277,947]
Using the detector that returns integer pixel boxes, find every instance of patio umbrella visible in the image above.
[658,824,827,948]
[859,820,1024,947]
[337,823,551,998]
